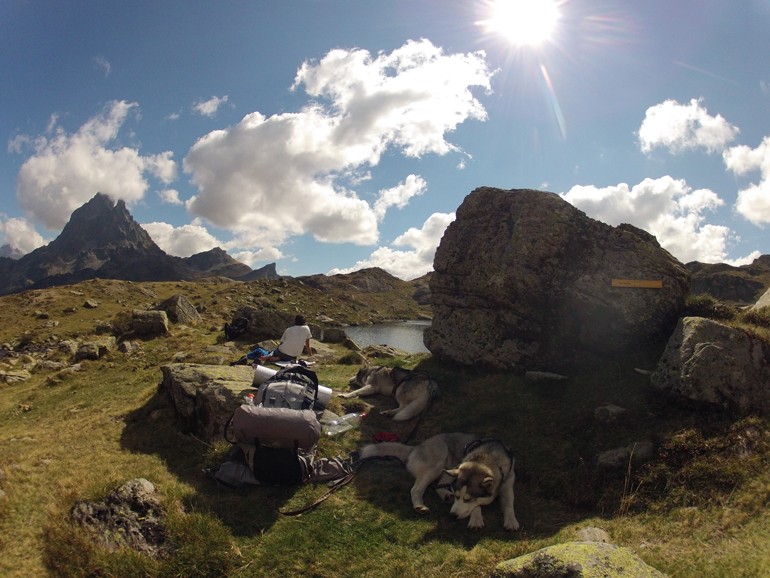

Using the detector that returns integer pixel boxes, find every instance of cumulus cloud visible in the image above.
[329,211,455,280]
[193,95,229,118]
[638,98,739,154]
[231,247,285,268]
[0,216,47,255]
[723,136,770,226]
[183,39,491,251]
[141,221,221,258]
[159,188,183,205]
[11,100,177,230]
[561,176,733,263]
[373,174,426,220]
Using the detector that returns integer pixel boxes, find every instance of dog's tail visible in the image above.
[359,442,414,463]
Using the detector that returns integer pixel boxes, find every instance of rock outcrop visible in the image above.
[426,188,690,369]
[687,255,770,305]
[751,285,770,310]
[160,364,254,442]
[651,316,770,414]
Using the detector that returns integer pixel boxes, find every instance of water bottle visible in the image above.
[324,412,366,436]
[242,392,255,406]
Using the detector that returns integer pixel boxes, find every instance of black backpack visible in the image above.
[224,317,248,340]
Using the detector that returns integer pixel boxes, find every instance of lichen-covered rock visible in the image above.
[426,188,689,370]
[651,316,770,414]
[160,363,254,442]
[495,542,667,578]
[71,478,166,556]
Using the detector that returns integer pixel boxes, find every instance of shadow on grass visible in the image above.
[119,384,304,537]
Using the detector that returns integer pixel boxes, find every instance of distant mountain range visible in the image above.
[1,192,767,303]
[0,193,278,295]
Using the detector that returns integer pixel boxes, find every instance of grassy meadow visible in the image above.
[0,279,769,577]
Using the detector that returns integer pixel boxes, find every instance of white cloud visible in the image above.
[141,221,221,257]
[159,188,183,205]
[11,100,177,230]
[193,95,229,118]
[561,176,732,263]
[0,216,47,255]
[723,136,770,225]
[232,247,284,268]
[638,98,739,154]
[184,39,491,251]
[329,211,455,280]
[93,56,111,77]
[373,174,426,220]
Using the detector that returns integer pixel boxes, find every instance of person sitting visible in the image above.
[260,315,313,363]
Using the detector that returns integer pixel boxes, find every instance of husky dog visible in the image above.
[445,438,520,531]
[358,433,480,514]
[339,365,439,421]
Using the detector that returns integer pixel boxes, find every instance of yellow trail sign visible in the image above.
[611,279,663,289]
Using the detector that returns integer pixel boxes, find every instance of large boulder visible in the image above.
[231,306,321,342]
[156,294,202,325]
[132,309,169,337]
[160,364,254,442]
[426,188,690,369]
[651,316,770,414]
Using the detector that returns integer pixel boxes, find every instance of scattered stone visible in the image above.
[594,404,627,423]
[597,440,654,470]
[83,300,99,309]
[70,478,166,557]
[322,327,348,343]
[75,336,117,361]
[63,306,78,314]
[0,369,32,384]
[574,527,611,543]
[34,310,49,319]
[525,371,569,382]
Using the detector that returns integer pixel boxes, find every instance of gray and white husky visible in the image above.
[359,433,520,531]
[339,365,439,421]
[445,438,520,531]
[359,433,478,514]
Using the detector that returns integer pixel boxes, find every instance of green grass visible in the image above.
[1,280,769,577]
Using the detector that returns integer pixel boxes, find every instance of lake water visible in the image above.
[343,320,431,354]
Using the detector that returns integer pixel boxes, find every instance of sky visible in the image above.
[2,0,770,280]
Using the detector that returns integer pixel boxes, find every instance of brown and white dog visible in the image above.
[339,365,439,421]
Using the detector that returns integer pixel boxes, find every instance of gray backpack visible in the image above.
[257,365,319,411]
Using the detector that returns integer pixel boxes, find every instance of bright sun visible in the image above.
[485,0,561,46]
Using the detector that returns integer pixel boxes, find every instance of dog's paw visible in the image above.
[337,392,352,399]
[503,508,520,531]
[379,409,397,416]
[467,509,485,530]
[413,505,430,514]
[504,517,521,532]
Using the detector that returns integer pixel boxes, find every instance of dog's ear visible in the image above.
[444,468,459,478]
[481,476,495,493]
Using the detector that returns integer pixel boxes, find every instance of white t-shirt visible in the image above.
[278,324,312,357]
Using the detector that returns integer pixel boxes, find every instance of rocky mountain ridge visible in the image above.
[0,193,278,295]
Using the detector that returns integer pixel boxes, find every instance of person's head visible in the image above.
[294,315,306,326]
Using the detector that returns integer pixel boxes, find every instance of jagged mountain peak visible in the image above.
[49,192,158,257]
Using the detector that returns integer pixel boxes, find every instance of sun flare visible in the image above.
[484,0,561,46]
